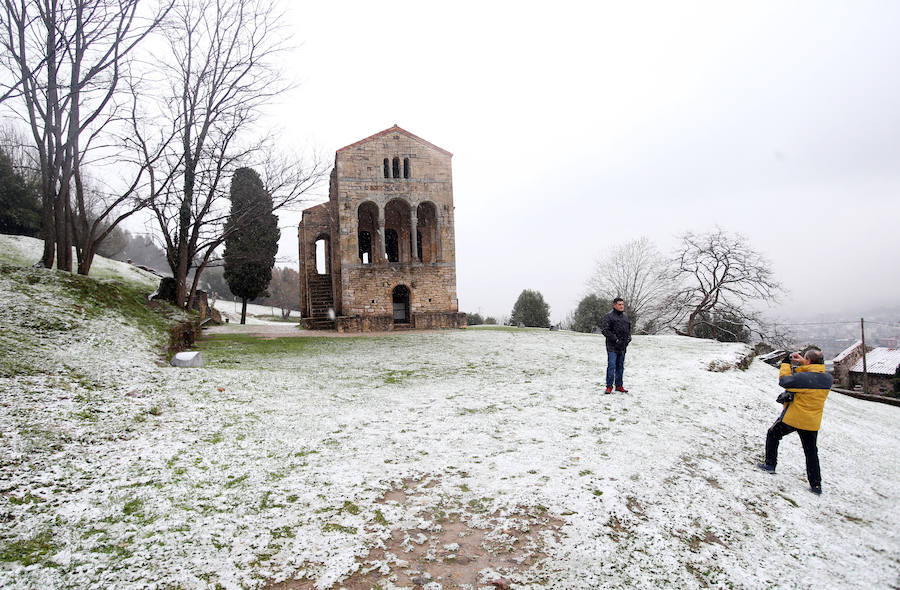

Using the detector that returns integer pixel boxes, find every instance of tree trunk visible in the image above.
[686,310,698,337]
[241,298,248,324]
[54,192,72,272]
[41,194,55,268]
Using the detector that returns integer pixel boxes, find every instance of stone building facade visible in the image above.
[833,340,900,393]
[297,126,466,332]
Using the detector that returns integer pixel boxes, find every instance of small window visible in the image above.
[383,158,389,179]
[403,157,410,179]
[392,157,400,179]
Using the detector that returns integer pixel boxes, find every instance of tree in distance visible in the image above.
[0,147,41,237]
[587,237,667,334]
[466,312,484,326]
[510,289,551,328]
[660,228,781,340]
[256,267,301,318]
[223,168,280,324]
[571,294,611,334]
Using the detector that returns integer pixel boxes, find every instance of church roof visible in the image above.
[336,125,453,157]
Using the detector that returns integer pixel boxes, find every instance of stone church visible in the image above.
[297,125,466,332]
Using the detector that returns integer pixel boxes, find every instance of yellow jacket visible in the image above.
[778,362,833,431]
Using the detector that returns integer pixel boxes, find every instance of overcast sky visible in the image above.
[262,1,900,323]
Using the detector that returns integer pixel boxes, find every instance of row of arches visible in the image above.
[383,157,410,179]
[357,199,439,264]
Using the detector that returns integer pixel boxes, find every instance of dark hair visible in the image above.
[613,297,624,305]
[804,348,824,364]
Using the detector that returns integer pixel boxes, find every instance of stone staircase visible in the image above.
[306,275,335,330]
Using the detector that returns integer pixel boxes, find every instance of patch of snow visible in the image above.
[0,258,898,589]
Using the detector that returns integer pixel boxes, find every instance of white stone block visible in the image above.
[171,351,203,368]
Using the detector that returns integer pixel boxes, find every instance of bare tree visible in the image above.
[129,0,327,308]
[587,237,669,333]
[661,228,782,339]
[0,0,171,271]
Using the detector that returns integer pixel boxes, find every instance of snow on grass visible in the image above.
[1,241,898,589]
[0,234,161,290]
[211,299,297,325]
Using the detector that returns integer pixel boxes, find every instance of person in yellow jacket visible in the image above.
[757,348,833,494]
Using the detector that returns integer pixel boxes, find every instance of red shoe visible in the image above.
[615,386,628,393]
[605,386,613,394]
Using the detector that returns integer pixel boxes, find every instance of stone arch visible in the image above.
[384,198,412,263]
[314,232,331,275]
[392,284,411,324]
[416,201,439,263]
[357,201,379,264]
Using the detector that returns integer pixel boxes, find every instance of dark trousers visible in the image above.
[606,350,625,388]
[765,420,821,487]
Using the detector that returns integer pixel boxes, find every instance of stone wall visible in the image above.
[340,264,459,316]
[297,203,334,318]
[336,312,466,333]
[849,372,895,394]
[833,342,866,388]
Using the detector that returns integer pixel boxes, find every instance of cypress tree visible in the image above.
[223,167,280,324]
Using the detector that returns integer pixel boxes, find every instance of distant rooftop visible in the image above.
[849,348,900,375]
[833,340,863,362]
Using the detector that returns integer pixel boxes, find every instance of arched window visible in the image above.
[383,158,389,179]
[315,237,329,274]
[357,201,379,264]
[385,229,399,262]
[392,157,400,179]
[403,157,410,179]
[416,201,438,263]
[384,198,411,263]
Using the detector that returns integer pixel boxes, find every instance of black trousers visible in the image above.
[765,420,821,487]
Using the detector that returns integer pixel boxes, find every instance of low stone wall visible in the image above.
[413,311,467,330]
[335,311,466,333]
[832,388,900,407]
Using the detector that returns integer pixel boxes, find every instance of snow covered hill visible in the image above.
[0,236,898,589]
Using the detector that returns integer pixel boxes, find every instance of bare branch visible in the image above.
[663,228,782,340]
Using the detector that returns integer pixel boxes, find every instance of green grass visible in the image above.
[322,523,357,534]
[196,334,343,365]
[0,530,56,566]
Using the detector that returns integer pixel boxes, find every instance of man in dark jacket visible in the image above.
[600,298,631,394]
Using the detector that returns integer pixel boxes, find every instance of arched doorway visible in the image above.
[392,285,410,324]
